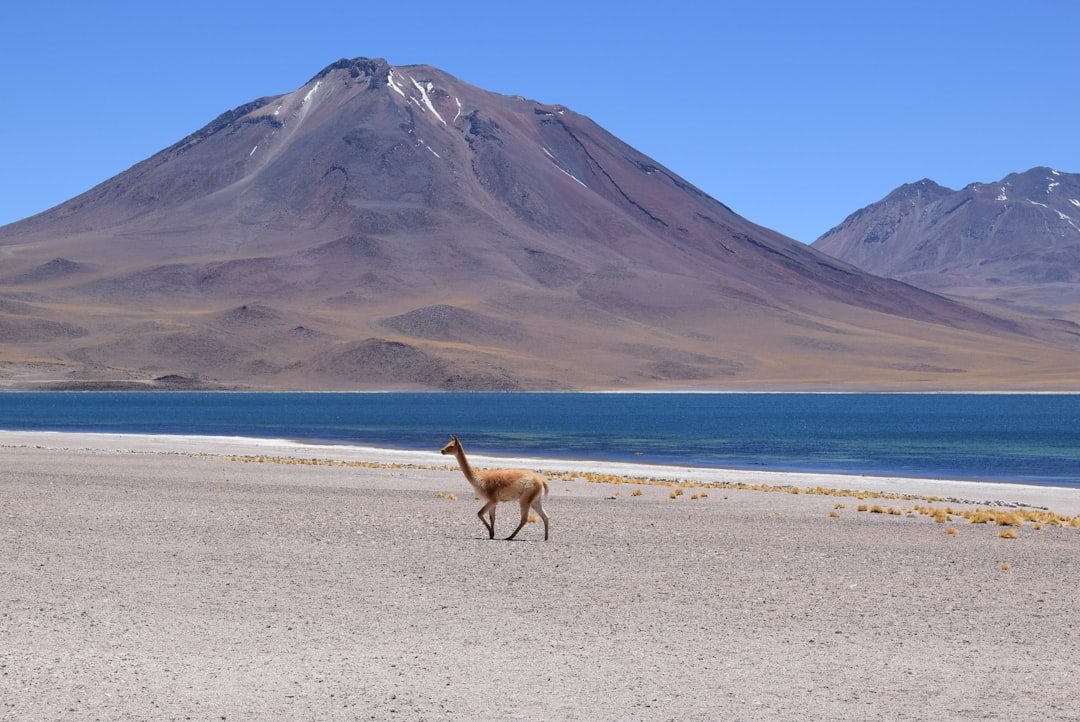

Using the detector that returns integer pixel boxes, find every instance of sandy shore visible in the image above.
[2,431,1079,720]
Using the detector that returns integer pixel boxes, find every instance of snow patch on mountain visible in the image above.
[410,77,446,125]
[387,69,406,98]
[541,146,587,188]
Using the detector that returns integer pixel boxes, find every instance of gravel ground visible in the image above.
[2,433,1079,721]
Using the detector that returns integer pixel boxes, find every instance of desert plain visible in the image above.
[2,430,1079,721]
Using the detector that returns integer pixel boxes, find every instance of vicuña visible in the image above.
[440,435,550,541]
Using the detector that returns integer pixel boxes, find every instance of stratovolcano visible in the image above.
[0,58,1077,390]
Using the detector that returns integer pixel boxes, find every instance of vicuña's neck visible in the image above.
[454,447,480,487]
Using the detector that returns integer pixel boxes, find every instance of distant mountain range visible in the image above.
[1,58,1077,391]
[813,167,1080,320]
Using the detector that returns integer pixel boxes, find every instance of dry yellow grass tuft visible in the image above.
[997,528,1018,539]
[946,527,959,535]
[994,512,1022,527]
[1000,562,1011,570]
[930,509,951,523]
[631,489,643,496]
[828,511,840,518]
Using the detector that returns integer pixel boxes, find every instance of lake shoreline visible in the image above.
[4,429,1079,516]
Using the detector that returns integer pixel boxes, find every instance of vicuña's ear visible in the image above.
[451,435,459,442]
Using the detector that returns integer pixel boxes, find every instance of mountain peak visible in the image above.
[885,178,952,203]
[309,56,391,84]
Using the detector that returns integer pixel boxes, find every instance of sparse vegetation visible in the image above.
[199,453,1080,532]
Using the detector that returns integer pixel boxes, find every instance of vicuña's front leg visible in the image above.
[477,501,496,539]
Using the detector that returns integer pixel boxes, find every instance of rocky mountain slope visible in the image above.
[1,59,1078,390]
[813,167,1080,320]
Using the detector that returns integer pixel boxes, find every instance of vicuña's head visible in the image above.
[440,435,460,455]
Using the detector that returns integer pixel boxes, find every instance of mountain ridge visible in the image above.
[813,167,1080,320]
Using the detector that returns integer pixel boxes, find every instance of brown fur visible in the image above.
[440,435,550,541]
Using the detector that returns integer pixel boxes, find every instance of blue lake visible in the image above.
[0,392,1078,488]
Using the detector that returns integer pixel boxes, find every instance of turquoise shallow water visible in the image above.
[1,392,1078,488]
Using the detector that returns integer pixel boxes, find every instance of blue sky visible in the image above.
[2,0,1077,242]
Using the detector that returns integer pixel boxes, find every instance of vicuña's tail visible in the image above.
[542,479,549,497]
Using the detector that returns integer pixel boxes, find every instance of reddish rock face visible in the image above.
[1,59,1077,390]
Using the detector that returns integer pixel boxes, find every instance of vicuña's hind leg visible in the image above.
[531,496,550,541]
[505,494,535,540]
[477,501,496,539]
